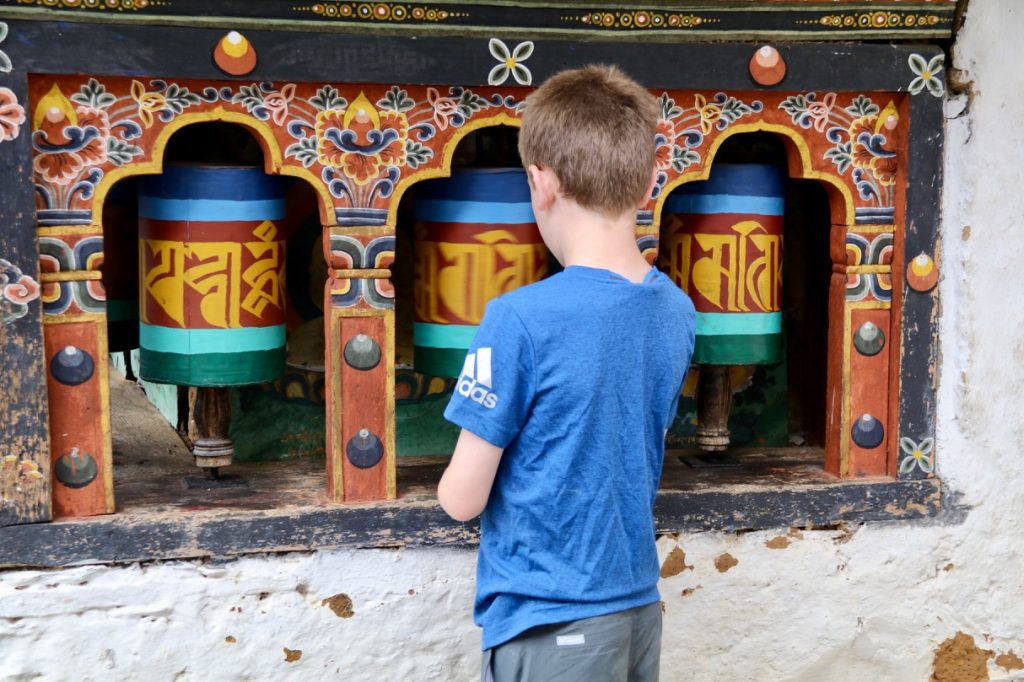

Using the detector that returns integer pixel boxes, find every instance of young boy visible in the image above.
[438,65,696,681]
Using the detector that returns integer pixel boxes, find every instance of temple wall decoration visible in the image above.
[0,10,945,523]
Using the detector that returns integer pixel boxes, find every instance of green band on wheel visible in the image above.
[692,333,783,365]
[414,346,468,379]
[140,347,286,386]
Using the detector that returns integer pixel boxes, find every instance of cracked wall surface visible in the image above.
[2,0,1024,679]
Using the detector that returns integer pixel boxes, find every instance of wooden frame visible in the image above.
[0,9,944,534]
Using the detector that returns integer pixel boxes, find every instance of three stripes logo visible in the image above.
[457,347,499,409]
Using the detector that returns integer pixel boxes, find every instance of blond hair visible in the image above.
[518,64,659,216]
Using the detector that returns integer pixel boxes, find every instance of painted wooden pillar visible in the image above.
[825,222,894,479]
[325,222,396,502]
[0,72,51,526]
[37,225,115,517]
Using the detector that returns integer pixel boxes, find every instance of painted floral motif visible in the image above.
[280,83,522,205]
[488,39,533,86]
[131,79,202,128]
[33,104,110,185]
[32,78,217,216]
[262,84,297,126]
[651,91,763,198]
[1,258,41,325]
[0,86,26,143]
[0,22,12,74]
[426,87,458,131]
[315,93,409,186]
[780,93,899,209]
[899,436,934,474]
[805,92,836,132]
[1,455,45,512]
[908,53,945,98]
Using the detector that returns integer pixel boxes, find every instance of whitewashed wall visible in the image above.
[3,2,1023,680]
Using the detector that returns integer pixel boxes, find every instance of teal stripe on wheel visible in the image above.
[414,322,479,349]
[138,196,286,221]
[696,312,782,336]
[663,194,785,216]
[140,323,286,354]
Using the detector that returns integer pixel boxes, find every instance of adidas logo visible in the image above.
[457,348,499,409]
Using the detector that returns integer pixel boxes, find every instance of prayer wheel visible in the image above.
[412,168,547,378]
[660,163,785,450]
[138,164,287,470]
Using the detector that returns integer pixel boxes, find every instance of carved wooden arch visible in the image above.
[91,109,335,227]
[650,119,896,479]
[653,121,856,230]
[385,112,522,228]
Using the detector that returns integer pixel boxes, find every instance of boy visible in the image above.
[438,65,696,681]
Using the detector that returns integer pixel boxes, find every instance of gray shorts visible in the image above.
[482,601,662,682]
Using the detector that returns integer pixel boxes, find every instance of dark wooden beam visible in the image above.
[0,478,957,568]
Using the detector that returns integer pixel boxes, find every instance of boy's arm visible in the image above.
[439,298,535,522]
[438,429,504,522]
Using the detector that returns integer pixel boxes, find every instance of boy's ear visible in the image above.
[639,167,658,208]
[527,164,559,212]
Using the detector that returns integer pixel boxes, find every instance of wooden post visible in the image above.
[43,313,115,517]
[695,366,733,452]
[190,387,234,473]
[325,227,396,503]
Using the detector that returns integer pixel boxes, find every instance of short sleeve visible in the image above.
[443,298,536,449]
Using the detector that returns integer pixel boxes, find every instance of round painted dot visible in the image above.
[346,429,384,469]
[343,334,382,371]
[907,253,938,292]
[213,30,258,76]
[50,345,95,386]
[853,321,886,356]
[54,447,98,489]
[851,414,885,449]
[749,45,786,86]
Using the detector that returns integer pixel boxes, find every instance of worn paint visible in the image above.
[995,652,1024,672]
[322,593,355,619]
[659,547,692,578]
[713,553,738,573]
[931,632,990,682]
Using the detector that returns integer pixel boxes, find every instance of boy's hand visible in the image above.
[438,429,504,521]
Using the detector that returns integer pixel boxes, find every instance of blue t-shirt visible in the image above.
[444,264,696,650]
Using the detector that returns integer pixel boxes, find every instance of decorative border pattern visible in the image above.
[15,0,166,10]
[297,2,466,22]
[568,11,713,30]
[28,76,528,225]
[0,1,956,40]
[807,12,943,30]
[779,93,901,219]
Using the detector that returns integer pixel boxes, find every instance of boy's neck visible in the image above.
[549,200,652,284]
